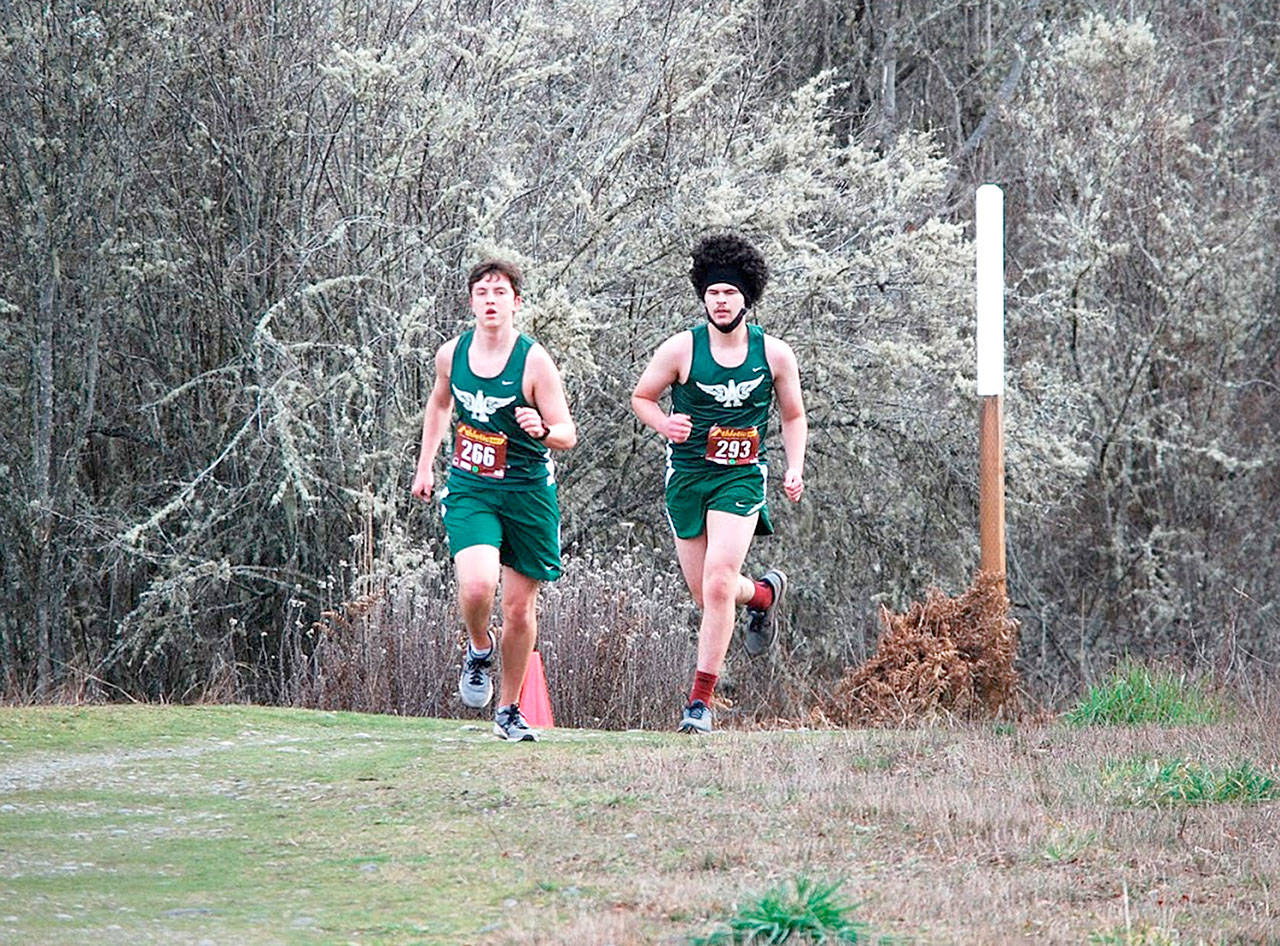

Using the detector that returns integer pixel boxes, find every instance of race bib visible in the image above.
[705,425,760,466]
[452,424,508,478]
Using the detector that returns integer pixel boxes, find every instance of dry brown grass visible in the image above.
[282,579,462,715]
[282,554,702,728]
[475,702,1279,945]
[3,692,1276,944]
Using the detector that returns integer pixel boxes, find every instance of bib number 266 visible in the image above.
[453,424,508,478]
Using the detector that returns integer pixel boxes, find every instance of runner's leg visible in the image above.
[695,510,758,675]
[674,532,756,611]
[673,533,708,608]
[497,565,540,707]
[454,544,501,652]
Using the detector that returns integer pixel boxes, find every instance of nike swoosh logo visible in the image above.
[500,379,516,386]
[752,366,767,373]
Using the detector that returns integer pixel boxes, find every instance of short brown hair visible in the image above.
[466,258,523,297]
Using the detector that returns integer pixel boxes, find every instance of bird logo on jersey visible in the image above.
[453,386,516,423]
[695,374,766,408]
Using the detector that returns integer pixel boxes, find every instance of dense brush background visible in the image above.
[2,1,1276,716]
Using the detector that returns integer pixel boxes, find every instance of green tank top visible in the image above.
[668,323,772,473]
[447,330,554,490]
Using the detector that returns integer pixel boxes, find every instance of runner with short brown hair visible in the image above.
[412,259,576,741]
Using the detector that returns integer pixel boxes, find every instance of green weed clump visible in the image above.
[1064,663,1219,726]
[690,877,878,945]
[1041,824,1098,864]
[1101,758,1279,807]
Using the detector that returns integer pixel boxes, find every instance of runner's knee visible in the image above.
[458,574,497,609]
[701,565,739,606]
[501,594,537,630]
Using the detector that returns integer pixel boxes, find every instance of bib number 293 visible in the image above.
[705,425,760,465]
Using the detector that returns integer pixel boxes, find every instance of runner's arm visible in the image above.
[767,336,807,502]
[517,344,577,449]
[631,334,692,442]
[411,342,456,500]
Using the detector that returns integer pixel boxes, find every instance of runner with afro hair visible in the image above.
[689,233,771,325]
[632,233,808,733]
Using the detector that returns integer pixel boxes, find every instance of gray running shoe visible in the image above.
[678,700,712,734]
[458,630,496,708]
[493,703,539,742]
[743,568,787,657]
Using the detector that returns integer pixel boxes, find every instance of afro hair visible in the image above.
[689,233,769,307]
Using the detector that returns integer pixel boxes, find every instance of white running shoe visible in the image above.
[493,703,539,742]
[678,700,712,734]
[458,630,496,708]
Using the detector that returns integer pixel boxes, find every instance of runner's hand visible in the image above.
[783,468,804,502]
[411,467,434,500]
[514,406,547,439]
[664,412,693,443]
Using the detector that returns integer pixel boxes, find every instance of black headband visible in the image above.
[697,265,752,306]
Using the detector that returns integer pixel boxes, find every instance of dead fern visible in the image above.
[824,572,1019,726]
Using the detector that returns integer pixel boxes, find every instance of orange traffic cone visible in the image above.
[519,648,555,728]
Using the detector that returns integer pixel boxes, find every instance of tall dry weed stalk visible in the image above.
[535,553,697,729]
[282,575,460,716]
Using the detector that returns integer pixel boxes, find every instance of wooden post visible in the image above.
[975,184,1006,593]
[979,395,1006,581]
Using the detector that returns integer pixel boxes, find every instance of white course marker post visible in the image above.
[975,184,1006,593]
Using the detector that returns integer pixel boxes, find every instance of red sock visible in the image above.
[689,670,717,706]
[747,579,774,610]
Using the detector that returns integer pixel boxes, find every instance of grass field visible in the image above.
[1,700,1277,945]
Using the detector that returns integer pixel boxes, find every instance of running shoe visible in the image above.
[743,568,787,657]
[678,699,712,734]
[493,703,539,742]
[458,630,496,708]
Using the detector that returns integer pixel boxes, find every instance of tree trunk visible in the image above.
[878,6,898,146]
[32,237,58,694]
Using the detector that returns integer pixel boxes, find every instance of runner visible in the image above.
[411,259,576,742]
[631,233,807,733]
